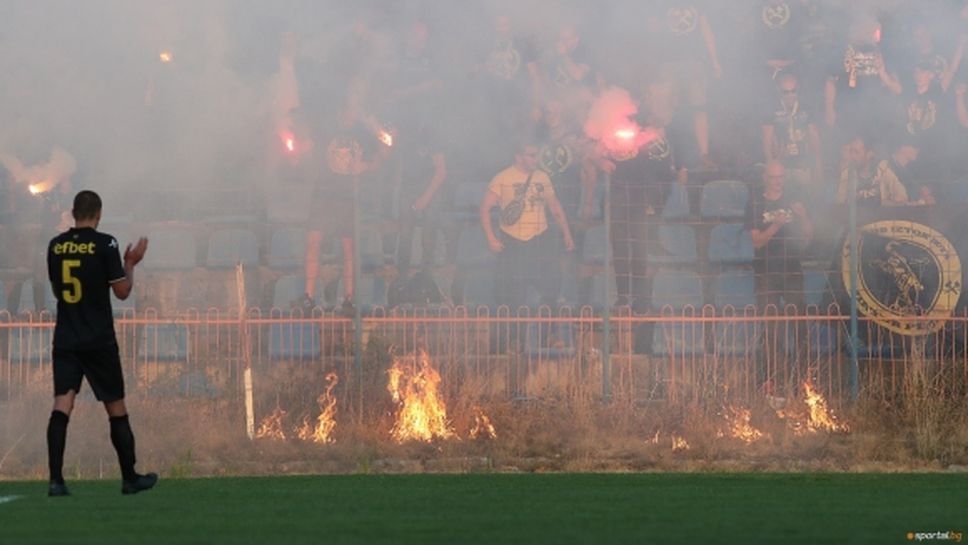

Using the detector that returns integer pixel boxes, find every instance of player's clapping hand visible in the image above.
[124,237,149,266]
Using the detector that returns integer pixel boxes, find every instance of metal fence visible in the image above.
[2,305,966,418]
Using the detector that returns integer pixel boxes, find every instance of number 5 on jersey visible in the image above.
[62,259,82,303]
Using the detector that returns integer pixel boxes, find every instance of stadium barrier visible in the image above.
[1,305,966,417]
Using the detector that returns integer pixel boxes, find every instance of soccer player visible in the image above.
[45,190,157,496]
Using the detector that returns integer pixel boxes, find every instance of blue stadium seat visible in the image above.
[558,262,580,307]
[652,315,705,356]
[16,279,57,316]
[661,183,691,219]
[206,228,259,269]
[708,223,754,265]
[700,180,749,219]
[713,269,756,311]
[650,268,705,355]
[456,226,495,267]
[142,227,197,271]
[272,275,324,310]
[8,325,53,364]
[581,224,608,265]
[138,323,190,361]
[453,181,486,223]
[269,322,321,360]
[266,184,313,224]
[651,268,703,310]
[357,226,389,273]
[268,227,307,269]
[334,274,388,311]
[584,270,615,310]
[404,228,448,269]
[803,269,830,307]
[461,266,497,310]
[649,225,698,265]
[712,270,758,355]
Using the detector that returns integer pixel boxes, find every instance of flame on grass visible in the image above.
[721,406,767,443]
[388,351,455,443]
[297,372,339,444]
[777,382,850,435]
[255,408,287,440]
[469,407,497,440]
[648,431,690,451]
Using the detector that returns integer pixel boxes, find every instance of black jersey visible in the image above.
[47,227,125,350]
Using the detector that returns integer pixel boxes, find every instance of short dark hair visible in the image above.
[72,190,102,221]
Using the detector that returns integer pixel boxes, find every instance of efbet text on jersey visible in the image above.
[52,241,97,255]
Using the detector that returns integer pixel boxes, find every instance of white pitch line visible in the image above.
[0,495,21,505]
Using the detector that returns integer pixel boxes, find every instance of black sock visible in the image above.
[109,415,138,482]
[47,410,69,485]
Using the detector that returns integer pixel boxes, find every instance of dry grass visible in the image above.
[2,353,967,480]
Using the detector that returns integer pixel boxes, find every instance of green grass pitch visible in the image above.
[1,473,964,544]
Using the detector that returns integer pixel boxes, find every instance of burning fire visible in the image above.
[378,129,393,148]
[776,382,850,435]
[469,407,497,440]
[296,372,339,444]
[279,132,296,154]
[28,182,53,196]
[388,351,454,443]
[802,382,850,433]
[159,50,173,63]
[722,407,767,443]
[255,407,288,440]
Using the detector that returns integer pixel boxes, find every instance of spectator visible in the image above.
[957,82,968,129]
[480,139,575,308]
[475,14,542,132]
[749,160,814,311]
[605,83,687,310]
[835,135,910,206]
[761,72,823,202]
[825,17,900,137]
[903,21,967,93]
[297,95,388,313]
[537,97,597,233]
[876,139,934,206]
[750,0,807,78]
[648,2,723,168]
[391,120,447,285]
[542,24,598,119]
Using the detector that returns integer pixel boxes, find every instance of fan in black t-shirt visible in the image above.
[747,161,813,311]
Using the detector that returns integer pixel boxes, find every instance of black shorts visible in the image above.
[53,344,125,402]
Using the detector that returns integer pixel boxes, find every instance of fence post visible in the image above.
[603,171,612,402]
[848,170,860,402]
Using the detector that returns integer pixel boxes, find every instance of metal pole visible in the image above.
[602,171,612,402]
[352,172,364,418]
[848,170,859,401]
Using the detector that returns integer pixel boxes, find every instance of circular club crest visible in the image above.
[667,7,698,36]
[761,3,791,29]
[327,138,364,176]
[486,45,521,80]
[646,136,671,161]
[841,221,962,335]
[539,143,573,176]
